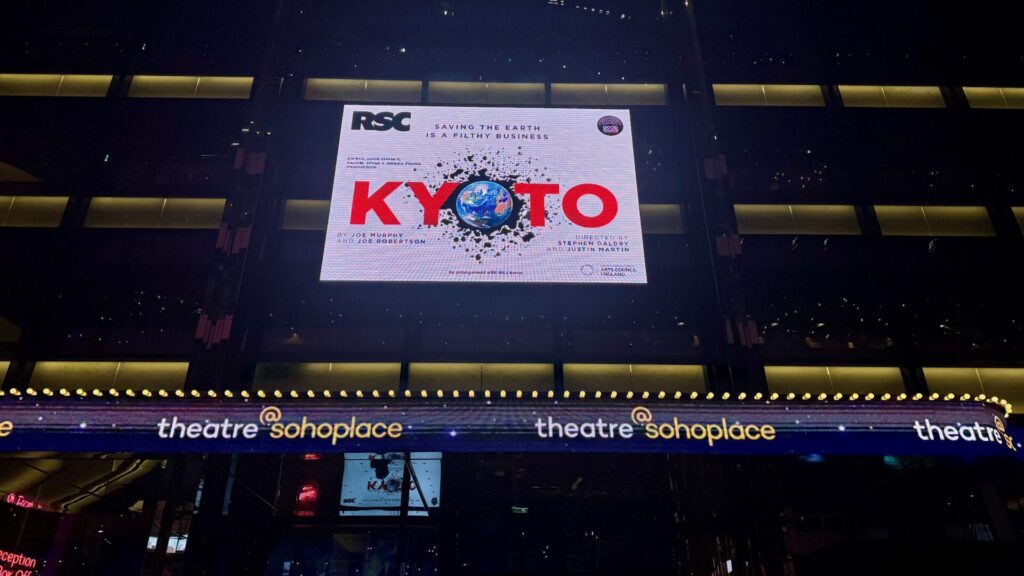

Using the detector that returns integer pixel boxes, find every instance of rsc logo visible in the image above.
[351,111,411,132]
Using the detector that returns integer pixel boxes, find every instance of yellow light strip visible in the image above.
[0,74,112,97]
[3,387,1008,415]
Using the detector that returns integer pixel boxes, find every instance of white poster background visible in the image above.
[320,105,647,283]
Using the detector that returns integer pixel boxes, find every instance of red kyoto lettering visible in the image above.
[350,181,402,225]
[406,182,458,226]
[562,183,618,228]
[349,181,619,228]
[513,183,559,226]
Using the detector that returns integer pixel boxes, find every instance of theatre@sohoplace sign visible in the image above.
[0,398,1020,459]
[534,406,776,446]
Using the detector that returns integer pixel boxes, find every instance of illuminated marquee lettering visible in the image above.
[535,407,777,447]
[534,416,634,439]
[913,416,1016,451]
[642,419,776,445]
[349,181,619,228]
[157,417,259,440]
[269,417,403,445]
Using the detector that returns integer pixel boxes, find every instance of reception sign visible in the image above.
[0,399,1019,459]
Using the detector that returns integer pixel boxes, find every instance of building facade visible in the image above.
[1,1,1023,574]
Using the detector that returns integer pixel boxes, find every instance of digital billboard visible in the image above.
[320,105,647,283]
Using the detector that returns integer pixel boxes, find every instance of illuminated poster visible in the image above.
[320,105,647,283]
[339,452,441,516]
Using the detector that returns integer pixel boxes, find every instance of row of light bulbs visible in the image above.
[0,386,1011,413]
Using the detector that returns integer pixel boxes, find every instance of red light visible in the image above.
[303,453,321,461]
[297,482,319,505]
[4,493,41,510]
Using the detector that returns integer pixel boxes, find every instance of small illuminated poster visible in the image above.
[339,452,441,516]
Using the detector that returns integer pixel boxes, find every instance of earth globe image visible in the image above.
[455,180,514,229]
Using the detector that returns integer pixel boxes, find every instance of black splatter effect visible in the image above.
[409,147,566,261]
